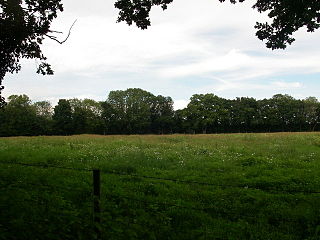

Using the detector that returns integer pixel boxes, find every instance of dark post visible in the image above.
[93,169,101,240]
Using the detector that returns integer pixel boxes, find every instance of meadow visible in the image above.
[1,133,320,240]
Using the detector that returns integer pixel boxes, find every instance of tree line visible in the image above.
[2,1,320,108]
[0,88,319,136]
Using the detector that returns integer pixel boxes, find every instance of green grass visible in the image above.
[1,133,320,239]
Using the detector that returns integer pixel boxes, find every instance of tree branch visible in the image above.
[45,19,77,44]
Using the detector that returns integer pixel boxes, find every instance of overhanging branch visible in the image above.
[45,19,77,44]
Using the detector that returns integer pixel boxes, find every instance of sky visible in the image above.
[3,0,320,109]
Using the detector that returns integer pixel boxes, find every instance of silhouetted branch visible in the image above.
[48,30,63,34]
[45,19,77,44]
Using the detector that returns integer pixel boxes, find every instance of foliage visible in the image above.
[150,95,174,134]
[69,98,104,134]
[1,0,319,108]
[53,99,73,135]
[115,0,320,49]
[253,0,320,49]
[0,95,43,136]
[0,133,320,239]
[2,0,320,108]
[104,88,174,134]
[0,89,320,136]
[0,0,63,108]
[107,88,155,134]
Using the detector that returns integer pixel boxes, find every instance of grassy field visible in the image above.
[1,133,320,240]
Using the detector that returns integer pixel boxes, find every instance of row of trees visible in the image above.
[2,0,320,107]
[177,94,320,133]
[0,88,319,136]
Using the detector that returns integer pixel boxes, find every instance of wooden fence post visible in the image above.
[93,169,101,240]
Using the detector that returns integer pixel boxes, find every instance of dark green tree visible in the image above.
[303,97,320,131]
[52,99,73,135]
[0,94,41,136]
[101,101,117,134]
[107,88,155,134]
[230,97,258,132]
[185,94,229,133]
[173,108,189,133]
[33,100,54,134]
[150,95,174,134]
[69,98,103,134]
[270,94,299,131]
[34,101,53,119]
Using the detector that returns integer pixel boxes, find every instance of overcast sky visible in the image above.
[4,0,320,109]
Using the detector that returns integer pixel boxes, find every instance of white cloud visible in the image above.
[272,81,302,89]
[160,49,254,78]
[3,0,320,103]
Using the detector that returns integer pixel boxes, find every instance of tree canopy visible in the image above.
[0,0,63,108]
[115,0,320,49]
[0,88,319,136]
